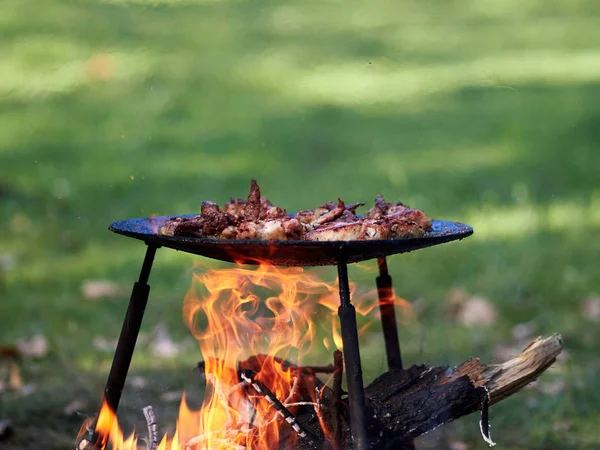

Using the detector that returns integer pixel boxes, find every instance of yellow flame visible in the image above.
[79,261,412,449]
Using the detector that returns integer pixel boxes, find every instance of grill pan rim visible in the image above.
[109,215,473,266]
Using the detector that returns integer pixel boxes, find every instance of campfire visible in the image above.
[76,187,562,450]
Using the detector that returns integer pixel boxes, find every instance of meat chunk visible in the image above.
[257,220,286,240]
[282,218,305,240]
[260,197,287,220]
[174,217,207,237]
[387,209,432,231]
[244,179,262,221]
[305,220,391,241]
[365,195,408,219]
[294,210,315,225]
[386,216,427,238]
[313,202,337,220]
[199,201,230,236]
[358,220,390,240]
[312,198,346,227]
[237,221,260,240]
[305,222,363,241]
[220,225,238,239]
[225,198,247,221]
[159,217,188,236]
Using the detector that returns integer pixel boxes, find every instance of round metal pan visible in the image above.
[109,215,473,267]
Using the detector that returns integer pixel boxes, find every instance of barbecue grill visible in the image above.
[81,214,473,450]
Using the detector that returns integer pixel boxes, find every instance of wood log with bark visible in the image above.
[281,334,563,450]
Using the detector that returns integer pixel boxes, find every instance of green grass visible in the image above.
[2,0,600,448]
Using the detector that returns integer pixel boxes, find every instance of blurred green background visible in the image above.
[2,0,600,448]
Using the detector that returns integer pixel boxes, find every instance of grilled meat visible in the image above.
[225,198,247,221]
[312,198,346,227]
[294,209,316,225]
[244,179,262,221]
[305,222,364,241]
[365,194,408,219]
[158,180,432,242]
[387,209,432,231]
[159,216,188,236]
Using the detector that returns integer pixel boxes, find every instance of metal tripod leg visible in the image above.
[376,257,415,449]
[77,244,158,449]
[337,259,368,450]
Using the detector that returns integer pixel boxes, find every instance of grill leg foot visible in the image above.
[376,257,415,450]
[79,244,158,449]
[337,260,368,450]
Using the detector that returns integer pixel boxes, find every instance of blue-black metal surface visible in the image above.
[109,215,473,266]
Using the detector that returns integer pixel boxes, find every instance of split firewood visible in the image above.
[286,334,562,450]
[331,334,563,450]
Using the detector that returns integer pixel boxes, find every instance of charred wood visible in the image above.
[289,334,562,450]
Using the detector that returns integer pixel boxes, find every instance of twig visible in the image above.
[283,376,299,405]
[284,401,319,408]
[239,369,314,444]
[143,406,158,450]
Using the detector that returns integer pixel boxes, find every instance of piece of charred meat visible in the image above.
[312,198,346,227]
[386,216,427,238]
[244,179,262,221]
[199,201,231,236]
[365,194,409,219]
[225,197,247,222]
[159,216,189,236]
[260,198,287,220]
[294,209,316,225]
[386,209,432,231]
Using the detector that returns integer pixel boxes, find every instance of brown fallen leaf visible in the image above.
[8,362,22,391]
[581,295,600,323]
[445,287,468,320]
[81,280,122,300]
[457,296,498,327]
[16,334,49,358]
[86,53,114,81]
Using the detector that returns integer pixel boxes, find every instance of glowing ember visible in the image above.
[78,263,410,449]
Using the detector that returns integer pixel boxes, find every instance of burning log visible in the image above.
[290,334,563,450]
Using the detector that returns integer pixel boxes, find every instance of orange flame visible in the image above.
[80,261,411,449]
